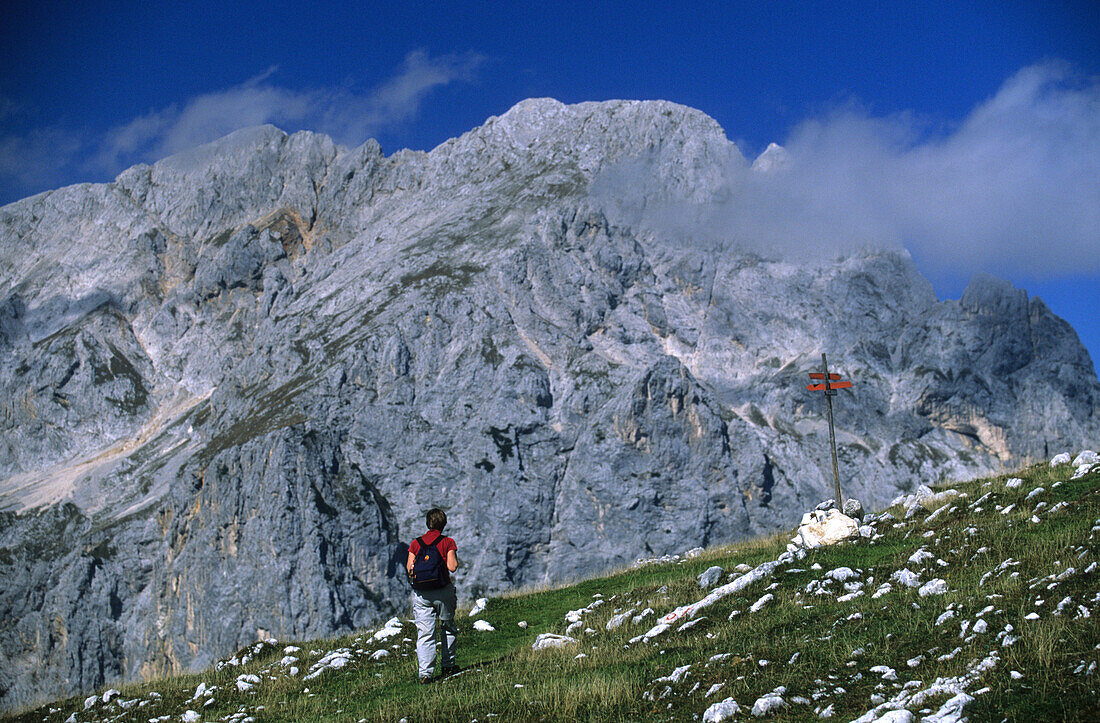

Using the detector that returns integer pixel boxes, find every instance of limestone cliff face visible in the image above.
[1,99,1096,710]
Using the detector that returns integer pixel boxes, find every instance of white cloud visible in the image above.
[91,50,483,174]
[0,51,482,203]
[596,61,1100,278]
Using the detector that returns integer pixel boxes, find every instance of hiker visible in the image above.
[406,507,459,683]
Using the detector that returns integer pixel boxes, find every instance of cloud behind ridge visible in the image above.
[596,62,1100,279]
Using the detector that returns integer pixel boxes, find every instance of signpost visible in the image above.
[807,353,853,508]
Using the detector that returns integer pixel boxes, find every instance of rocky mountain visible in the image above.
[1,98,1097,711]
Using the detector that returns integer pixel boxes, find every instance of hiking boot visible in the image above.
[418,675,433,684]
[441,666,460,677]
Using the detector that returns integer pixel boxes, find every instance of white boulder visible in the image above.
[790,509,860,550]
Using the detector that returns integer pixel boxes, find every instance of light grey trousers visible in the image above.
[411,582,458,677]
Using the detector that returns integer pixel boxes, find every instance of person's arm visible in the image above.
[406,550,416,574]
[446,549,458,572]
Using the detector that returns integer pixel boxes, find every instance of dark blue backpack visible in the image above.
[409,536,450,591]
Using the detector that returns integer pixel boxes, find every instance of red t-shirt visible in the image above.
[408,529,457,559]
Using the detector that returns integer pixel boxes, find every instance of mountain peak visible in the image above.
[751,142,791,172]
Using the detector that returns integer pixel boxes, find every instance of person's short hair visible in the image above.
[426,508,447,531]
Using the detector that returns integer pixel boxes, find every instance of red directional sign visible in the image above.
[806,380,853,391]
[808,372,841,380]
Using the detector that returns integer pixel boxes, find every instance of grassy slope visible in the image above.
[8,462,1100,723]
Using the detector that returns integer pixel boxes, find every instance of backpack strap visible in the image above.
[417,535,442,549]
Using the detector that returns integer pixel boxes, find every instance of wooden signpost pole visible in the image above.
[822,353,843,507]
[806,353,854,510]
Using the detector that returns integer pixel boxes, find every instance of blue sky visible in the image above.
[1,1,1097,369]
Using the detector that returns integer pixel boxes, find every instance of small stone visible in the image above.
[698,566,724,588]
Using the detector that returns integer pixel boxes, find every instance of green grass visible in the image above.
[7,463,1100,722]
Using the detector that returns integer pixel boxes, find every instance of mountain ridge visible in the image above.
[1,98,1097,711]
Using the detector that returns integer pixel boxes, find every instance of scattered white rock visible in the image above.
[181,712,201,723]
[894,485,960,512]
[703,697,743,722]
[870,711,913,723]
[372,617,404,641]
[1072,463,1097,480]
[304,650,353,680]
[705,683,726,697]
[473,619,495,632]
[922,692,974,722]
[531,633,576,650]
[918,579,948,597]
[890,569,921,588]
[236,673,261,691]
[654,664,691,683]
[642,560,780,639]
[1005,478,1023,489]
[678,616,707,632]
[469,598,489,617]
[698,565,724,588]
[1051,452,1072,466]
[825,567,859,582]
[908,549,934,565]
[1072,450,1099,467]
[750,593,775,613]
[606,609,635,630]
[751,693,789,717]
